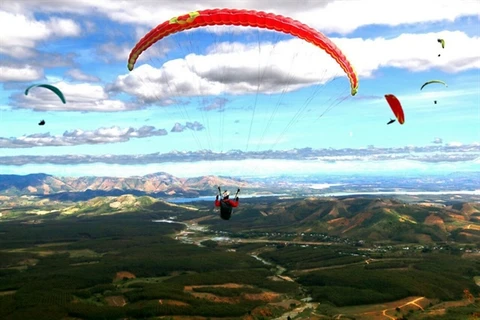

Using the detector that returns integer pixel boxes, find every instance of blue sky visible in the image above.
[0,0,479,178]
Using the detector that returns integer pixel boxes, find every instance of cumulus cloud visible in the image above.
[0,125,168,148]
[66,68,100,82]
[2,52,77,71]
[171,121,205,132]
[0,65,43,82]
[115,40,344,100]
[110,31,480,101]
[1,143,478,165]
[447,141,463,147]
[170,123,183,133]
[0,10,81,59]
[12,81,137,112]
[432,137,443,144]
[97,41,170,63]
[2,0,478,35]
[200,97,229,112]
[183,121,205,131]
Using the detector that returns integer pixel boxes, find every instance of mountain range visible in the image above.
[1,172,479,204]
[202,196,480,243]
[0,173,260,199]
[2,191,479,245]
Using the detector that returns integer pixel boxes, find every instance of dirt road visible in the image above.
[382,297,425,319]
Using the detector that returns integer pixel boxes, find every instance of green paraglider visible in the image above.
[437,38,445,49]
[24,84,66,104]
[420,80,447,91]
[437,38,445,57]
[420,80,447,104]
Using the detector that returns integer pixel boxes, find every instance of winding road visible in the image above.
[382,297,425,320]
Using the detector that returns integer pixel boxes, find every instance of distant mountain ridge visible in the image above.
[203,196,480,244]
[0,173,259,198]
[2,192,478,245]
[1,172,479,203]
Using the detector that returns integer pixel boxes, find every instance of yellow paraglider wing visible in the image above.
[437,38,445,49]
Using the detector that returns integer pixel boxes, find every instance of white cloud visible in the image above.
[112,39,351,101]
[296,0,480,34]
[2,0,478,34]
[0,10,81,58]
[3,143,478,164]
[13,81,135,112]
[432,137,443,144]
[48,17,80,37]
[0,65,43,82]
[0,125,168,148]
[112,31,480,101]
[171,121,205,133]
[97,41,170,62]
[447,141,463,147]
[65,68,100,82]
[338,31,479,81]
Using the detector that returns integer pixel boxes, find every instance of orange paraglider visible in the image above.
[127,8,359,96]
[385,94,405,125]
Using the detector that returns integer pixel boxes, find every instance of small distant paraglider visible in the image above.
[384,94,405,125]
[437,38,445,57]
[387,118,396,125]
[421,80,447,104]
[25,84,65,127]
[24,84,66,104]
[420,80,447,91]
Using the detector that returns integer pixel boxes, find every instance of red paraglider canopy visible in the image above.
[127,8,359,96]
[385,94,405,125]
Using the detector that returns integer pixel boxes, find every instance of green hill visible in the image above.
[201,197,480,244]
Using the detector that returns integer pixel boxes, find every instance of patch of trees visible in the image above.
[259,245,363,270]
[297,255,480,306]
[364,261,409,270]
[0,216,285,319]
[165,269,299,293]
